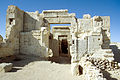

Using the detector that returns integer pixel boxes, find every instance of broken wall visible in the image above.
[75,15,109,59]
[6,5,24,54]
[0,5,24,58]
[20,28,49,57]
[71,15,113,76]
[19,9,49,57]
[0,5,50,58]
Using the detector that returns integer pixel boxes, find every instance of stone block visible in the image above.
[0,63,13,72]
[44,17,74,24]
[71,63,79,76]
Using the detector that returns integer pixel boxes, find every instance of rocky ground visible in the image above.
[0,54,120,80]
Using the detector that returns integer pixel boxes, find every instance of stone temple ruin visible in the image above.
[0,5,120,80]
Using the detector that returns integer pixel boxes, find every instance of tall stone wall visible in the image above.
[19,10,50,57]
[0,6,49,58]
[0,5,24,58]
[6,5,24,54]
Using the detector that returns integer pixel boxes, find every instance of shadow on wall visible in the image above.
[110,45,120,63]
[101,29,110,49]
[23,12,37,31]
[101,70,118,80]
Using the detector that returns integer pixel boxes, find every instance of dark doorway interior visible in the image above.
[61,39,68,54]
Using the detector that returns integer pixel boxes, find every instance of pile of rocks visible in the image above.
[78,56,106,80]
[83,61,106,80]
[86,57,119,70]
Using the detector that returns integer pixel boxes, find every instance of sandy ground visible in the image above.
[0,54,120,80]
[0,54,84,80]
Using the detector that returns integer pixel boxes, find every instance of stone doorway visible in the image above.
[58,35,69,57]
[49,26,71,63]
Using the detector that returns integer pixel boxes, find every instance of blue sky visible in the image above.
[0,0,120,42]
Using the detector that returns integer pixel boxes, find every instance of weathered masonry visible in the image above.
[0,5,118,78]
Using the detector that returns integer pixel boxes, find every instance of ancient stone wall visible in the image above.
[0,6,50,58]
[6,5,24,54]
[0,5,24,58]
[19,8,49,57]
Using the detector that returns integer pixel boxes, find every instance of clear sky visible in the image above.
[0,0,120,42]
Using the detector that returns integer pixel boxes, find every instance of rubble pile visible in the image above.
[87,57,120,70]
